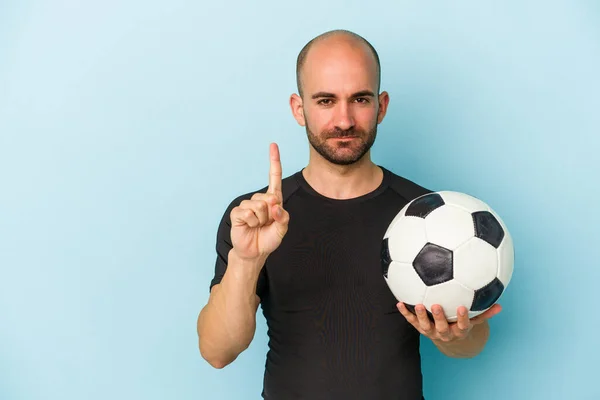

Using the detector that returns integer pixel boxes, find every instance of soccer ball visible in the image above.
[381,191,514,322]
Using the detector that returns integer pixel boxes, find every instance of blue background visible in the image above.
[1,1,599,399]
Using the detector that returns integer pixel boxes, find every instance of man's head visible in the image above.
[290,30,389,166]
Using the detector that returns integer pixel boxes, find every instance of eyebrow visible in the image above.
[311,90,376,99]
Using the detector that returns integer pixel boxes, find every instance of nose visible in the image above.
[334,102,355,131]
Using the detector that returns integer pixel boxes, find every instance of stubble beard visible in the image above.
[306,123,378,166]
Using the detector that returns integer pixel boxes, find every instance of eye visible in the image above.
[317,99,333,106]
[355,97,369,104]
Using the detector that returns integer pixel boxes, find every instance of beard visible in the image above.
[306,122,378,166]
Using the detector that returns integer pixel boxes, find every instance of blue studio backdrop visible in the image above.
[1,1,599,399]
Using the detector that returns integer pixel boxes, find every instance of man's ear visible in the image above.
[377,91,390,124]
[290,93,306,127]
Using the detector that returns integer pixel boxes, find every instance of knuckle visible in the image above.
[230,206,241,218]
[265,193,279,204]
[255,200,267,212]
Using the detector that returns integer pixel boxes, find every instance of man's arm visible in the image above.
[197,250,265,369]
[432,320,490,358]
[198,142,289,369]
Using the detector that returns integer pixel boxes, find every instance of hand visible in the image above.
[230,143,290,261]
[397,302,502,342]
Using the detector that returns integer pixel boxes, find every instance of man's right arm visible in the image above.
[198,142,289,369]
[197,250,266,369]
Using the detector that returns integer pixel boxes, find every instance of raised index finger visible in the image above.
[267,142,282,195]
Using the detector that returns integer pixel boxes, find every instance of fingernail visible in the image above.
[459,309,466,316]
[433,308,440,315]
[276,206,282,217]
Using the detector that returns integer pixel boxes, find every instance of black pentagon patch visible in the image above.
[404,303,435,322]
[405,193,445,218]
[413,243,453,286]
[471,277,504,311]
[473,211,505,248]
[381,238,392,278]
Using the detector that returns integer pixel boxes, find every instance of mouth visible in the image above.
[329,136,358,141]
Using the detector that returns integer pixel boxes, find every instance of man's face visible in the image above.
[298,39,383,165]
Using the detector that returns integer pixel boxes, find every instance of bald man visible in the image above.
[197,30,500,400]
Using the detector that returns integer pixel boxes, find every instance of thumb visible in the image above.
[272,204,289,223]
[271,205,289,235]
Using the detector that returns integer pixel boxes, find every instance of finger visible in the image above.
[251,192,280,207]
[239,199,270,225]
[415,304,433,334]
[431,304,451,341]
[267,143,283,196]
[397,302,421,330]
[453,306,471,337]
[230,206,260,228]
[270,204,290,238]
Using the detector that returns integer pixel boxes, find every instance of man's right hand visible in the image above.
[229,143,290,261]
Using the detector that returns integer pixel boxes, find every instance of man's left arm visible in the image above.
[397,302,502,359]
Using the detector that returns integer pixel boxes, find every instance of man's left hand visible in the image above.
[396,302,502,342]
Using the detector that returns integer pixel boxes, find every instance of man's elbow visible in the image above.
[198,340,240,369]
[205,356,230,369]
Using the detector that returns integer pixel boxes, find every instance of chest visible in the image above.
[263,199,405,310]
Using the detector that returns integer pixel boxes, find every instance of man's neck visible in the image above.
[302,153,383,200]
